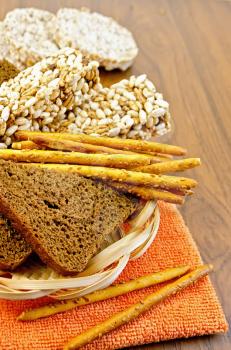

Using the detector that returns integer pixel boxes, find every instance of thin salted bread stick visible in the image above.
[15,131,187,156]
[134,158,201,174]
[107,181,184,204]
[27,163,198,190]
[0,149,151,169]
[64,264,213,350]
[12,141,43,150]
[26,135,168,162]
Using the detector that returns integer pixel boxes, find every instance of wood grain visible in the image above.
[0,0,230,349]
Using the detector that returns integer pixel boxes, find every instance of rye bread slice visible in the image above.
[0,213,32,271]
[0,160,137,275]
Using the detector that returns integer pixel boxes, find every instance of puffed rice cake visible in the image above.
[55,8,138,71]
[0,22,19,68]
[3,8,59,69]
[64,74,171,140]
[0,48,100,148]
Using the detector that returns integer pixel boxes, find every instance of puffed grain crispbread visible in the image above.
[0,48,100,147]
[55,8,138,71]
[3,8,59,69]
[64,74,171,140]
[0,22,19,68]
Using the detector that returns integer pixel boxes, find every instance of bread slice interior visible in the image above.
[0,160,137,275]
[0,213,32,271]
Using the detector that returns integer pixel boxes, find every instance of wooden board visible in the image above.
[0,0,230,349]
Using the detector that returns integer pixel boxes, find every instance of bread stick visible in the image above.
[18,266,190,321]
[15,131,186,156]
[30,135,171,162]
[107,182,184,204]
[28,163,197,190]
[64,264,213,350]
[135,158,201,174]
[0,149,151,168]
[12,141,43,150]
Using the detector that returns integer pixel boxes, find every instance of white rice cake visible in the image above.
[0,22,20,68]
[56,8,138,71]
[3,8,59,69]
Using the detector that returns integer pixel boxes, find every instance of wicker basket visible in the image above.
[0,201,160,300]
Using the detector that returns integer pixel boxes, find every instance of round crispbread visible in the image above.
[55,8,138,71]
[0,22,20,68]
[3,8,59,69]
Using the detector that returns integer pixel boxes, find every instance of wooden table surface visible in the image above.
[1,0,230,349]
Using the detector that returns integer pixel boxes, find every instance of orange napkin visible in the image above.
[0,202,228,350]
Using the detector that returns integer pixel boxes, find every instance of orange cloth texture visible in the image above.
[0,202,228,350]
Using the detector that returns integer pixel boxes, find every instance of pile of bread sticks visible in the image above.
[0,130,201,205]
[18,264,212,349]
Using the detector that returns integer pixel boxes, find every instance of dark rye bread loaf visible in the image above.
[0,160,137,275]
[0,214,32,270]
